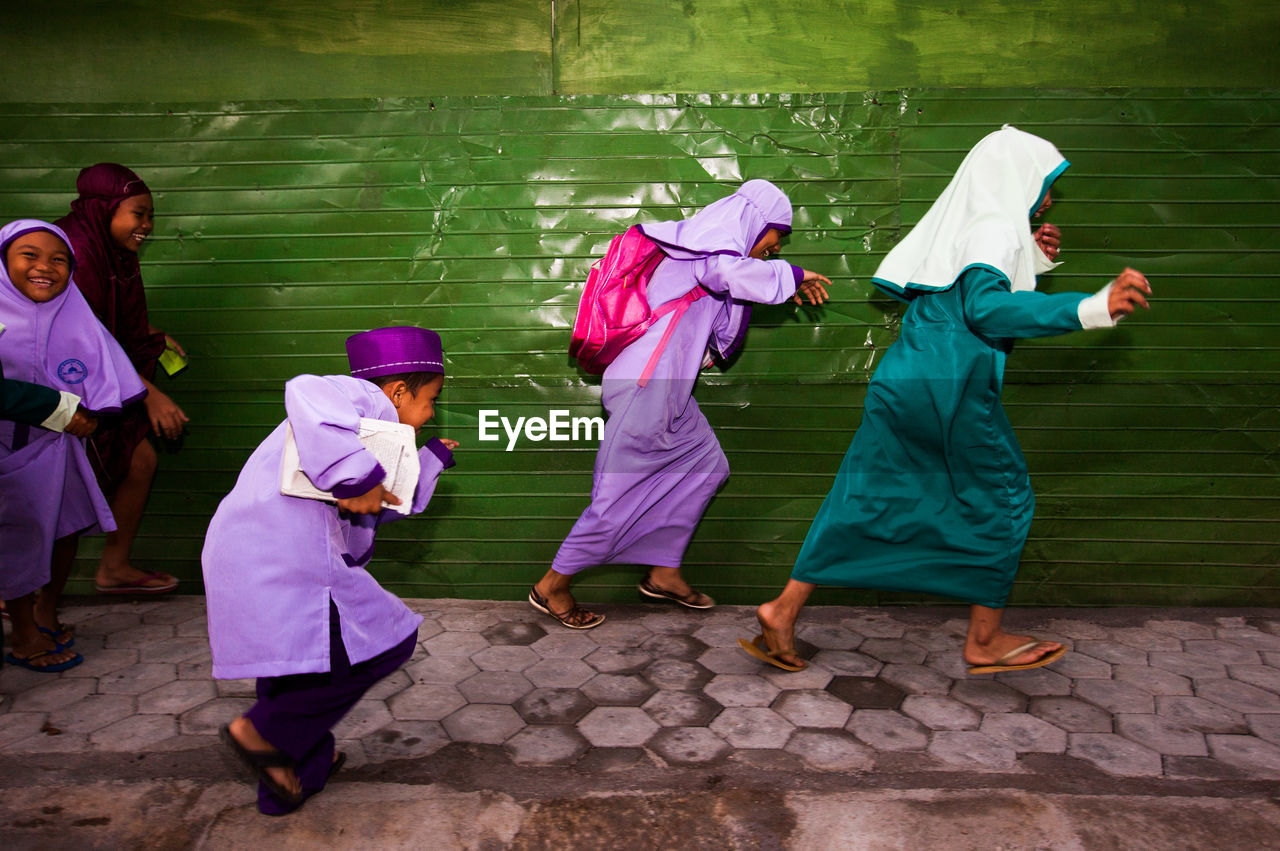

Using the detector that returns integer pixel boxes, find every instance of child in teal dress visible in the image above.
[743,126,1152,675]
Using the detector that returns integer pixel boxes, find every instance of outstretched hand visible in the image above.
[1109,268,1152,319]
[793,270,832,305]
[1033,223,1062,261]
[337,483,401,515]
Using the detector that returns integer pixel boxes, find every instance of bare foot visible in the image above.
[642,568,714,608]
[228,717,301,799]
[531,581,601,629]
[964,632,1062,667]
[755,601,807,669]
[7,637,79,669]
[94,564,177,592]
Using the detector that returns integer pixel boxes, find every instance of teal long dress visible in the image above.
[792,265,1090,608]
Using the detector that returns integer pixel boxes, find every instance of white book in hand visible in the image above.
[280,417,420,515]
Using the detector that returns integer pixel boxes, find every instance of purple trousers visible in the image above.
[245,601,416,815]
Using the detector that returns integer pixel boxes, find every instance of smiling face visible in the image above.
[749,228,783,259]
[109,193,154,252]
[386,374,444,432]
[6,230,73,303]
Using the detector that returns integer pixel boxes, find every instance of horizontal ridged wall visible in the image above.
[1,89,1275,605]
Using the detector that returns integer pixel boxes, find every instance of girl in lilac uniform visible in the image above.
[530,180,833,629]
[203,326,457,815]
[0,219,146,673]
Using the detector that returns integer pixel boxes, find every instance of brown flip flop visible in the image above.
[967,641,1068,675]
[738,633,807,672]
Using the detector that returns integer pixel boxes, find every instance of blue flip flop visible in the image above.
[38,625,75,651]
[5,649,83,673]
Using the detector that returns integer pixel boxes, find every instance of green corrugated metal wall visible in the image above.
[3,90,1274,605]
[1,2,1277,605]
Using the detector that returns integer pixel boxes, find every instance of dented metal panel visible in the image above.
[0,89,1275,604]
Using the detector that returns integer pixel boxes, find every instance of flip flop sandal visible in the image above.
[737,633,807,672]
[967,641,1068,675]
[527,586,605,630]
[219,724,305,805]
[94,571,179,595]
[638,576,715,609]
[38,625,75,651]
[4,648,84,673]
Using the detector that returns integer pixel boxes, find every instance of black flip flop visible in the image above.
[219,724,304,805]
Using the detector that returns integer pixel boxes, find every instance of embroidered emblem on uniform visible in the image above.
[57,358,88,384]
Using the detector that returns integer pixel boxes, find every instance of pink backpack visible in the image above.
[569,226,707,386]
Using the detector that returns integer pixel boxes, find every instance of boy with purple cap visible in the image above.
[203,326,457,815]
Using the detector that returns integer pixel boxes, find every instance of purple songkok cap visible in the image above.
[346,326,444,378]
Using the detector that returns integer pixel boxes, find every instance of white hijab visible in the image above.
[872,125,1069,298]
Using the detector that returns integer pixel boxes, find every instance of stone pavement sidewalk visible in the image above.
[3,597,1280,848]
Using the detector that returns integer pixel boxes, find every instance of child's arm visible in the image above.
[284,375,387,502]
[0,372,95,435]
[960,266,1149,341]
[696,256,831,306]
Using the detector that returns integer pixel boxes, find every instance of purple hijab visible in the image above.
[638,179,793,260]
[0,219,146,415]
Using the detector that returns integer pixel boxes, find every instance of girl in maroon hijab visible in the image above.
[56,163,186,594]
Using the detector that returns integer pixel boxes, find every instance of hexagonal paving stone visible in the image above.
[1111,664,1192,697]
[641,633,709,661]
[698,647,765,675]
[692,623,757,648]
[138,636,212,664]
[979,713,1067,754]
[760,663,833,691]
[176,658,214,681]
[840,614,905,639]
[1048,652,1113,680]
[797,625,862,651]
[880,664,953,696]
[647,727,730,766]
[514,688,594,724]
[60,649,140,680]
[1068,733,1163,777]
[7,730,92,755]
[922,653,969,681]
[1148,652,1228,680]
[1182,640,1261,666]
[705,674,781,708]
[1248,714,1280,746]
[1028,697,1114,733]
[640,611,699,635]
[826,677,905,710]
[810,650,882,677]
[361,721,450,762]
[0,713,51,749]
[950,679,1027,714]
[1195,679,1280,714]
[505,725,591,765]
[524,658,596,689]
[710,707,795,749]
[47,694,136,734]
[1154,696,1248,735]
[644,658,713,691]
[1043,619,1108,640]
[441,704,524,744]
[858,638,928,665]
[1227,665,1280,696]
[901,696,981,731]
[994,668,1071,697]
[584,647,652,674]
[89,714,179,751]
[901,627,961,653]
[1219,628,1280,652]
[578,706,660,747]
[586,621,654,648]
[406,655,480,686]
[333,700,394,740]
[1074,679,1155,714]
[179,697,255,736]
[642,690,722,727]
[105,623,176,650]
[847,709,929,751]
[529,632,601,660]
[422,631,491,657]
[387,684,467,722]
[1114,713,1208,757]
[11,678,96,712]
[140,601,205,625]
[1145,619,1214,640]
[1206,734,1280,778]
[580,673,656,707]
[414,619,445,642]
[174,616,210,639]
[1108,627,1184,652]
[927,730,1016,769]
[470,645,538,673]
[785,729,874,772]
[1072,640,1150,666]
[773,690,853,729]
[457,671,534,704]
[137,680,217,716]
[481,621,548,647]
[363,670,412,702]
[438,610,504,632]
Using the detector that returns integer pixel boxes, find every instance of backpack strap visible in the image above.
[638,285,709,387]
